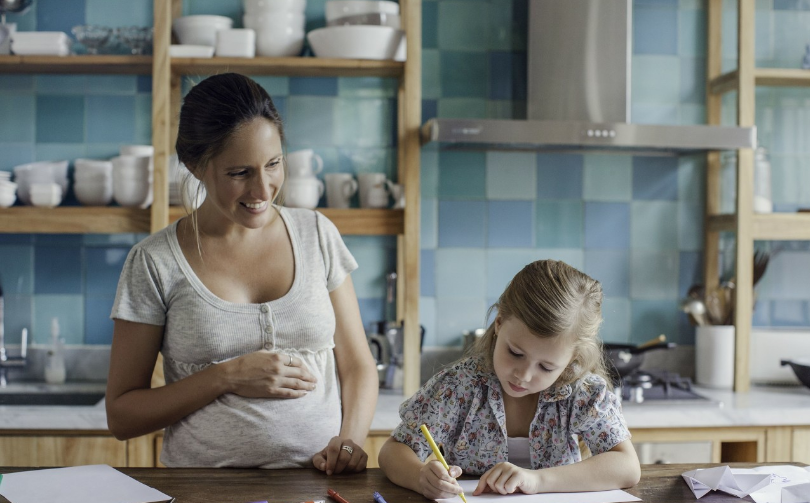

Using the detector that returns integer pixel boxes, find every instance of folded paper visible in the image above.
[682,466,771,498]
[782,483,810,503]
[683,465,810,503]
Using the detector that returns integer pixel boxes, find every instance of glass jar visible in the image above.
[720,147,772,214]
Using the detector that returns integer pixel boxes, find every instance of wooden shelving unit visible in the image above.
[170,56,403,77]
[0,55,153,74]
[704,0,809,392]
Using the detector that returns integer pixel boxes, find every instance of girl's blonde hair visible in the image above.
[470,259,612,389]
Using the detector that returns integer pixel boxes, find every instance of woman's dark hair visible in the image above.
[176,72,285,172]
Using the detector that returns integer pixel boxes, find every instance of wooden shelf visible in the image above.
[0,207,150,233]
[0,55,153,74]
[168,206,404,235]
[709,68,810,95]
[171,57,404,78]
[707,212,810,240]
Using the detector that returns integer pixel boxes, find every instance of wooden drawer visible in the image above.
[0,435,127,467]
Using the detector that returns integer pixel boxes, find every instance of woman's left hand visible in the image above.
[312,436,368,475]
[473,462,542,495]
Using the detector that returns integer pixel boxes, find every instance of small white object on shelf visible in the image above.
[307,25,403,60]
[172,15,233,47]
[169,44,214,58]
[215,28,256,58]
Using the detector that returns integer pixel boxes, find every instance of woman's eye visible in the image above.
[267,160,282,169]
[229,170,248,177]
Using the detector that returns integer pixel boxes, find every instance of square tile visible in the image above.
[486,151,536,200]
[419,296,437,347]
[630,250,679,299]
[677,155,705,202]
[135,94,152,145]
[0,95,34,142]
[631,55,681,104]
[584,202,630,249]
[35,143,86,163]
[630,299,679,344]
[0,143,34,171]
[285,96,335,147]
[438,201,486,247]
[757,251,810,300]
[435,297,488,346]
[337,77,397,99]
[36,95,85,143]
[0,234,33,245]
[422,100,438,124]
[536,154,584,199]
[86,95,136,143]
[485,249,537,298]
[489,51,527,101]
[252,76,290,97]
[421,249,435,297]
[632,156,679,200]
[422,49,441,99]
[534,248,584,270]
[32,294,84,345]
[770,300,810,327]
[357,297,384,332]
[84,296,115,345]
[583,155,632,201]
[421,149,439,198]
[185,0,240,18]
[2,295,32,344]
[752,299,771,327]
[440,52,489,98]
[678,251,702,297]
[438,151,486,199]
[438,1,490,51]
[679,104,707,125]
[489,0,527,51]
[488,201,533,248]
[137,76,152,94]
[290,77,339,96]
[678,201,704,251]
[0,245,34,295]
[631,103,679,125]
[633,3,678,55]
[34,245,82,294]
[86,0,153,27]
[423,0,438,49]
[435,249,486,298]
[437,98,488,118]
[344,245,396,299]
[584,250,630,297]
[334,98,394,148]
[85,247,130,296]
[36,0,85,34]
[36,76,86,94]
[678,8,707,57]
[421,198,438,249]
[632,201,678,250]
[86,76,137,95]
[600,297,631,344]
[536,200,583,248]
[0,76,34,92]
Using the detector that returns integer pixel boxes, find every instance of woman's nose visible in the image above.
[250,171,273,200]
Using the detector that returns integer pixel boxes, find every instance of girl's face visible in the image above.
[492,316,575,398]
[200,117,284,229]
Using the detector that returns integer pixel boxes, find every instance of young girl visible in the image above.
[378,260,640,498]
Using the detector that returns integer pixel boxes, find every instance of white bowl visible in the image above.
[255,27,305,57]
[75,180,113,206]
[173,16,233,47]
[0,190,16,208]
[243,12,306,31]
[169,44,214,58]
[12,161,69,205]
[113,178,152,208]
[307,25,403,60]
[244,0,307,14]
[119,145,154,157]
[29,182,63,208]
[215,29,256,58]
[327,12,401,29]
[325,0,399,22]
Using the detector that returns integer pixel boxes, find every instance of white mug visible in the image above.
[357,172,388,208]
[385,180,404,209]
[325,173,358,208]
[285,177,324,209]
[286,149,323,179]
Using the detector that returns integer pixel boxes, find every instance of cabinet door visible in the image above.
[364,434,391,469]
[793,427,810,463]
[0,436,127,467]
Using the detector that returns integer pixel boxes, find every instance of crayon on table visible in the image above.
[327,488,351,503]
[372,491,388,503]
[420,423,468,503]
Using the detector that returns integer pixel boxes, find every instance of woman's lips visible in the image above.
[509,382,527,392]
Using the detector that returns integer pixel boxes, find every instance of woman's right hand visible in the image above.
[219,350,317,398]
[419,460,464,500]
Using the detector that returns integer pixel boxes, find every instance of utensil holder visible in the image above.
[695,325,735,389]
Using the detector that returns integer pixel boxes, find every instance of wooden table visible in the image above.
[0,464,801,503]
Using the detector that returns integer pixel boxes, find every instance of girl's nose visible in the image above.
[514,364,532,383]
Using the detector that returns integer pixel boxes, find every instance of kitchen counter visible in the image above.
[0,463,798,503]
[2,384,810,432]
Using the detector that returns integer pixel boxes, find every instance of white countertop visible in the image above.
[2,384,810,433]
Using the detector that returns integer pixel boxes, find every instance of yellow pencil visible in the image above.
[420,424,468,503]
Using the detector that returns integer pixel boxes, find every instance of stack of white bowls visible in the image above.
[243,0,307,57]
[0,171,17,208]
[73,159,113,206]
[171,15,232,58]
[112,145,153,208]
[12,161,69,206]
[11,31,72,56]
[308,1,404,60]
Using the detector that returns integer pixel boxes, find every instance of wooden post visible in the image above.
[151,0,172,233]
[704,0,723,296]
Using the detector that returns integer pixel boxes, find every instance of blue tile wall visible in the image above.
[3,0,810,352]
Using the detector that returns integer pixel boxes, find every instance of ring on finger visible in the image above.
[287,354,293,366]
[341,445,354,455]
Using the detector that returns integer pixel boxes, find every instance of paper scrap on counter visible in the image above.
[682,466,771,498]
[682,465,810,503]
[782,483,810,503]
[0,464,172,503]
[439,479,641,503]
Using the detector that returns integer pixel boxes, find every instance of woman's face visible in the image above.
[492,316,575,398]
[200,117,284,229]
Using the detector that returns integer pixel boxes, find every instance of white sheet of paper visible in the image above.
[0,464,172,503]
[437,479,641,503]
[682,465,810,503]
[782,482,810,503]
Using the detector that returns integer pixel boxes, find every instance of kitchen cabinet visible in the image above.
[0,434,127,467]
[704,0,810,391]
[0,0,422,395]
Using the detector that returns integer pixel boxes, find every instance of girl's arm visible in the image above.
[312,275,379,474]
[106,319,317,440]
[379,437,465,500]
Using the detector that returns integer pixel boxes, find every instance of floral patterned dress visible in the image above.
[391,356,631,475]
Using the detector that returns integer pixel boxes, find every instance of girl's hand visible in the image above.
[474,462,542,495]
[220,350,317,398]
[419,461,464,500]
[312,436,368,475]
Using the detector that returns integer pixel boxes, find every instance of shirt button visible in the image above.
[264,326,272,334]
[261,305,269,313]
[264,342,272,350]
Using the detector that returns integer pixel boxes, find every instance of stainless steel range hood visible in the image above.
[421,0,756,154]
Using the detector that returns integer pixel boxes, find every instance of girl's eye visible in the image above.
[508,348,522,358]
[538,364,553,373]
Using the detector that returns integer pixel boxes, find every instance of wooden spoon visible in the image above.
[637,334,667,349]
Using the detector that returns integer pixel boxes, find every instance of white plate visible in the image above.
[169,44,214,58]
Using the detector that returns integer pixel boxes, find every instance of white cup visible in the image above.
[215,28,256,58]
[357,172,388,208]
[0,23,16,55]
[285,177,324,209]
[385,179,404,209]
[286,149,323,179]
[325,173,358,208]
[695,325,735,390]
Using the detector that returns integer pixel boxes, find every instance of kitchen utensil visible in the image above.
[367,333,390,385]
[603,340,677,386]
[781,359,810,389]
[679,298,708,327]
[637,334,666,349]
[385,180,404,209]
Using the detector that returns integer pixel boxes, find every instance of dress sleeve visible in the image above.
[569,375,631,456]
[316,211,358,291]
[391,370,463,462]
[110,246,167,326]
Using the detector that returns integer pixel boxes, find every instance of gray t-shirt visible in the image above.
[111,207,358,468]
